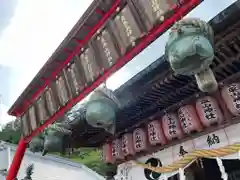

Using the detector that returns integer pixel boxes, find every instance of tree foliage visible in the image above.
[0,121,21,144]
[0,120,108,176]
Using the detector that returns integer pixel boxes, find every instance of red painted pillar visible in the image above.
[6,137,27,180]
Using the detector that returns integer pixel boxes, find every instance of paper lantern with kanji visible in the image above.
[133,128,148,152]
[147,120,167,145]
[162,113,184,141]
[178,105,203,134]
[221,83,240,116]
[112,139,124,161]
[122,133,135,156]
[196,96,224,127]
[102,143,114,164]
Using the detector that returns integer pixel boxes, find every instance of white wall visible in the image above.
[0,174,5,180]
[0,144,10,180]
[0,143,104,180]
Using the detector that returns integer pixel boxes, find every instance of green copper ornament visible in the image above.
[85,87,120,134]
[166,18,217,92]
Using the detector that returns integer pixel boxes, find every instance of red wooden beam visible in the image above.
[85,25,92,31]
[64,48,73,54]
[73,38,83,44]
[95,8,105,16]
[24,0,201,143]
[6,137,27,180]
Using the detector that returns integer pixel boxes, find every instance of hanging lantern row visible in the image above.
[102,83,240,164]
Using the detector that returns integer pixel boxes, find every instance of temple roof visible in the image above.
[40,1,240,147]
[7,0,240,146]
[84,1,240,145]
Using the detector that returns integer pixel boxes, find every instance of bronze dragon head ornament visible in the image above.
[29,123,72,156]
[85,86,121,135]
[166,18,217,93]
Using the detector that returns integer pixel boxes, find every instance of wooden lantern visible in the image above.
[178,105,203,134]
[147,120,167,145]
[196,96,224,127]
[221,83,240,116]
[102,143,114,164]
[133,128,148,152]
[122,133,135,156]
[162,113,184,140]
[112,139,124,161]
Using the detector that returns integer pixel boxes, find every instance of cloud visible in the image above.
[0,0,93,106]
[0,0,18,36]
[0,0,93,124]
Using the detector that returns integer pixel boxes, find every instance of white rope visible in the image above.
[179,168,186,180]
[162,174,168,180]
[216,157,228,180]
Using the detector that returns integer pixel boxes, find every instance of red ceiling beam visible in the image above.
[12,0,121,116]
[95,8,105,16]
[24,0,201,143]
[85,25,92,31]
[64,48,73,54]
[73,38,83,44]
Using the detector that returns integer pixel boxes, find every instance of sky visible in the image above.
[0,0,237,125]
[0,0,18,36]
[0,0,94,124]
